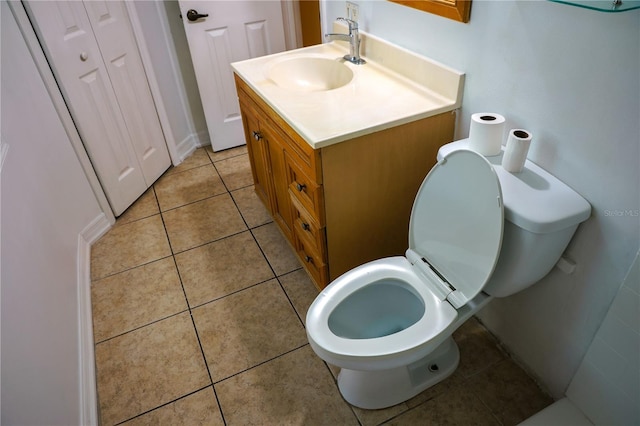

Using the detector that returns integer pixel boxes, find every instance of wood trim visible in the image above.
[389,0,472,23]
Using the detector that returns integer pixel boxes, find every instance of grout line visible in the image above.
[276,272,308,329]
[211,343,310,385]
[164,172,228,425]
[90,252,174,283]
[158,190,234,215]
[169,228,249,256]
[187,277,278,311]
[93,308,189,345]
[112,385,214,426]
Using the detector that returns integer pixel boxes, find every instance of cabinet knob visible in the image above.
[304,255,313,263]
[301,222,310,231]
[252,131,262,140]
[296,183,306,192]
[80,52,88,62]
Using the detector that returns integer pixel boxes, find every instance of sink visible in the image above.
[266,57,354,92]
[232,37,464,148]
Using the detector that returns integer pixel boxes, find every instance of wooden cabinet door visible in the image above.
[241,104,273,213]
[261,119,294,241]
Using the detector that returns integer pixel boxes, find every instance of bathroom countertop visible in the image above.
[232,29,465,149]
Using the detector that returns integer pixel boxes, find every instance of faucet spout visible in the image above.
[325,33,352,43]
[324,17,366,65]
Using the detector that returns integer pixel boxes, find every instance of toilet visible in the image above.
[306,140,591,410]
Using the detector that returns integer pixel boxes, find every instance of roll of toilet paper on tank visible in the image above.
[501,129,532,173]
[468,113,506,156]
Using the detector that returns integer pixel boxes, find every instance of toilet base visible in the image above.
[336,336,460,410]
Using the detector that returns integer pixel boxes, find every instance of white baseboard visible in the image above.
[194,129,211,148]
[173,130,212,165]
[77,213,112,426]
[174,133,198,165]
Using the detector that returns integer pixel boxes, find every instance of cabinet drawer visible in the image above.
[290,194,325,255]
[285,152,324,225]
[294,229,328,289]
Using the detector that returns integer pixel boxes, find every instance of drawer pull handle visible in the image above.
[304,255,314,263]
[301,222,310,231]
[252,131,263,140]
[296,183,306,192]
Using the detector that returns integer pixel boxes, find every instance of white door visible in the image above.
[179,1,287,151]
[25,1,171,216]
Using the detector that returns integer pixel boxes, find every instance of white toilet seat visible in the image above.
[306,150,504,373]
[306,256,458,371]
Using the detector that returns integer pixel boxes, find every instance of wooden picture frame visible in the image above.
[389,0,472,23]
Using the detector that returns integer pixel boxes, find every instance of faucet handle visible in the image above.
[336,17,358,31]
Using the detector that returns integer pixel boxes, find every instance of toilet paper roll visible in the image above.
[468,113,506,156]
[501,129,532,173]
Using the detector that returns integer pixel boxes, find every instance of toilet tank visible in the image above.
[438,140,591,297]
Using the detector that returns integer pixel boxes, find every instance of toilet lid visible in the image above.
[409,150,504,308]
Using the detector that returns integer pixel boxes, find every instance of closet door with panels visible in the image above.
[25,1,170,215]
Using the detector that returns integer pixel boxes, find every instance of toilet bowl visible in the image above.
[306,140,591,409]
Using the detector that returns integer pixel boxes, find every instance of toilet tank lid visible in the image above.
[438,140,592,234]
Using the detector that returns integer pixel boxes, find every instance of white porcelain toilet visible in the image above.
[306,140,591,410]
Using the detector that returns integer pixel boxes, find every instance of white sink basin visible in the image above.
[232,34,464,148]
[267,57,354,92]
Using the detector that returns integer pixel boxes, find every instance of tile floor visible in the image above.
[90,146,553,425]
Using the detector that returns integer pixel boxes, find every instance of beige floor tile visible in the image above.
[95,312,210,425]
[453,317,506,379]
[91,214,171,280]
[279,269,319,326]
[468,359,553,425]
[115,188,159,226]
[122,387,224,426]
[252,222,301,276]
[386,383,500,426]
[164,148,212,177]
[352,402,409,426]
[214,153,253,191]
[192,280,307,382]
[230,186,272,228]
[206,145,247,163]
[92,147,554,426]
[162,193,246,253]
[175,231,274,307]
[215,345,359,425]
[154,164,226,212]
[91,257,187,342]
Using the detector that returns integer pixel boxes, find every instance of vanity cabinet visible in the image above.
[235,75,456,289]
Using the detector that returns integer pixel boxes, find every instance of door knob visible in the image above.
[186,9,208,22]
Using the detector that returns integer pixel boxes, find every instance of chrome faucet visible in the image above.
[325,17,366,65]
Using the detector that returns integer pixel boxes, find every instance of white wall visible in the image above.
[566,250,639,425]
[1,2,104,424]
[323,0,640,397]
